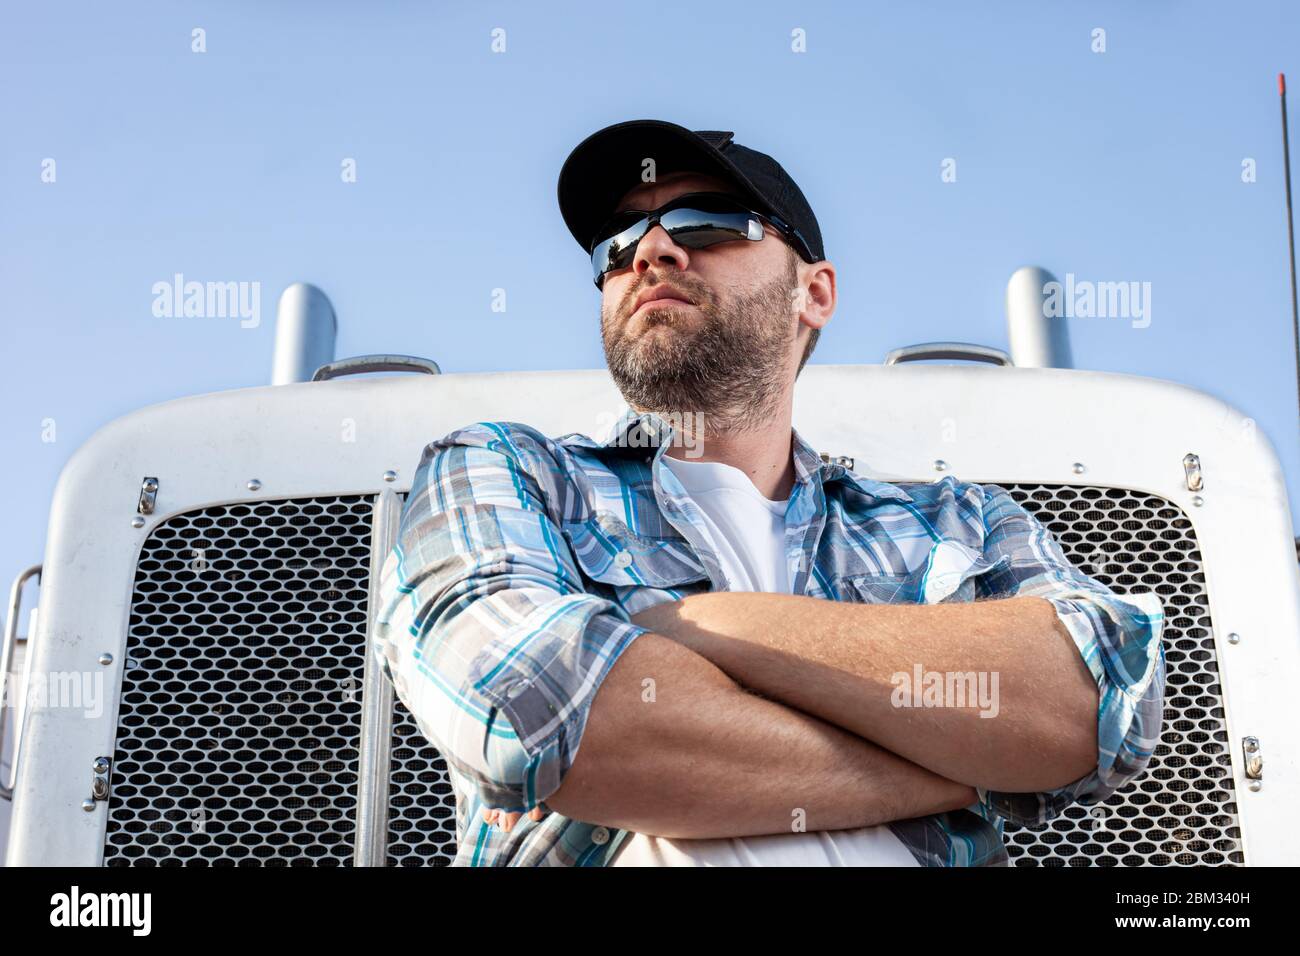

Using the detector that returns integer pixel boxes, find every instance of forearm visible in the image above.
[632,593,1097,792]
[545,631,977,839]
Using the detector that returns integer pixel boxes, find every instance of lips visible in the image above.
[631,286,696,315]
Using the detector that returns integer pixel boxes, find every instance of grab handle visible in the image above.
[884,342,1013,367]
[312,354,442,381]
[1,564,41,801]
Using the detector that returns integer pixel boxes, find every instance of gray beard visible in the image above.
[601,257,797,435]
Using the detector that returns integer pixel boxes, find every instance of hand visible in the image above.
[481,805,547,832]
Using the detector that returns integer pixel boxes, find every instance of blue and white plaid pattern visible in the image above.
[373,407,1166,866]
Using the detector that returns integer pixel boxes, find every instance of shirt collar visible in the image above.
[596,406,912,503]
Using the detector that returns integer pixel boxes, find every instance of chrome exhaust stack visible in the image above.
[271,283,337,385]
[1006,265,1074,369]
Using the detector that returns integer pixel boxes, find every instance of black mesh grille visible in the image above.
[104,496,374,866]
[386,700,458,866]
[1000,484,1243,866]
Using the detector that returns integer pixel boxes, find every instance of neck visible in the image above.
[656,400,797,501]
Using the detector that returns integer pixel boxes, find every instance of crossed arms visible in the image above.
[544,593,1096,837]
[374,425,1167,840]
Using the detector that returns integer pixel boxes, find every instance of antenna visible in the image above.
[1282,74,1299,434]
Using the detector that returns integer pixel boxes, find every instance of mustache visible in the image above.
[621,276,708,317]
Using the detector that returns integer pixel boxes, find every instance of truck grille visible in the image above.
[105,494,461,866]
[105,484,1240,866]
[1000,484,1243,866]
[386,700,458,866]
[105,495,376,865]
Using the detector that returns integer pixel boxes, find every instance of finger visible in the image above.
[482,808,498,824]
[502,811,521,832]
[528,807,544,821]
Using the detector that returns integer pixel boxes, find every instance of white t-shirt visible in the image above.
[660,451,792,594]
[610,453,919,867]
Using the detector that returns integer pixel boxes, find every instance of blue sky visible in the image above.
[3,0,1299,597]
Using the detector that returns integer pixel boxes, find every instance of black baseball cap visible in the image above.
[556,119,826,265]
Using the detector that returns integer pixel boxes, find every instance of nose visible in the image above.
[631,222,690,280]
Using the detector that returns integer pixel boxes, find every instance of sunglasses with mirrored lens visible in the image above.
[589,192,807,289]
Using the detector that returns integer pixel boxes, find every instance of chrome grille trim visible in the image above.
[353,489,402,866]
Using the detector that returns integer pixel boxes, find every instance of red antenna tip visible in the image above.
[1282,73,1287,95]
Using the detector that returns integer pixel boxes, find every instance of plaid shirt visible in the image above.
[373,407,1166,866]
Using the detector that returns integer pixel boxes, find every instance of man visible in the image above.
[373,119,1166,866]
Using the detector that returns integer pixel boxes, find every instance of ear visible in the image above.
[794,259,836,331]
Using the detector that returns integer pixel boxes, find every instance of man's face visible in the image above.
[598,171,803,426]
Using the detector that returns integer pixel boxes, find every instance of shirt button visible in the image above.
[613,552,633,569]
[591,826,610,845]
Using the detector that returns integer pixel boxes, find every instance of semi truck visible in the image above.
[3,270,1296,866]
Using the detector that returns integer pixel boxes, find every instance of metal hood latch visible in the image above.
[137,477,158,515]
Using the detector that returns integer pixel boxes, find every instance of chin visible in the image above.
[631,322,698,357]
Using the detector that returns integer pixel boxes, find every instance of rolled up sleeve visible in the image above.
[972,484,1167,826]
[373,423,649,812]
